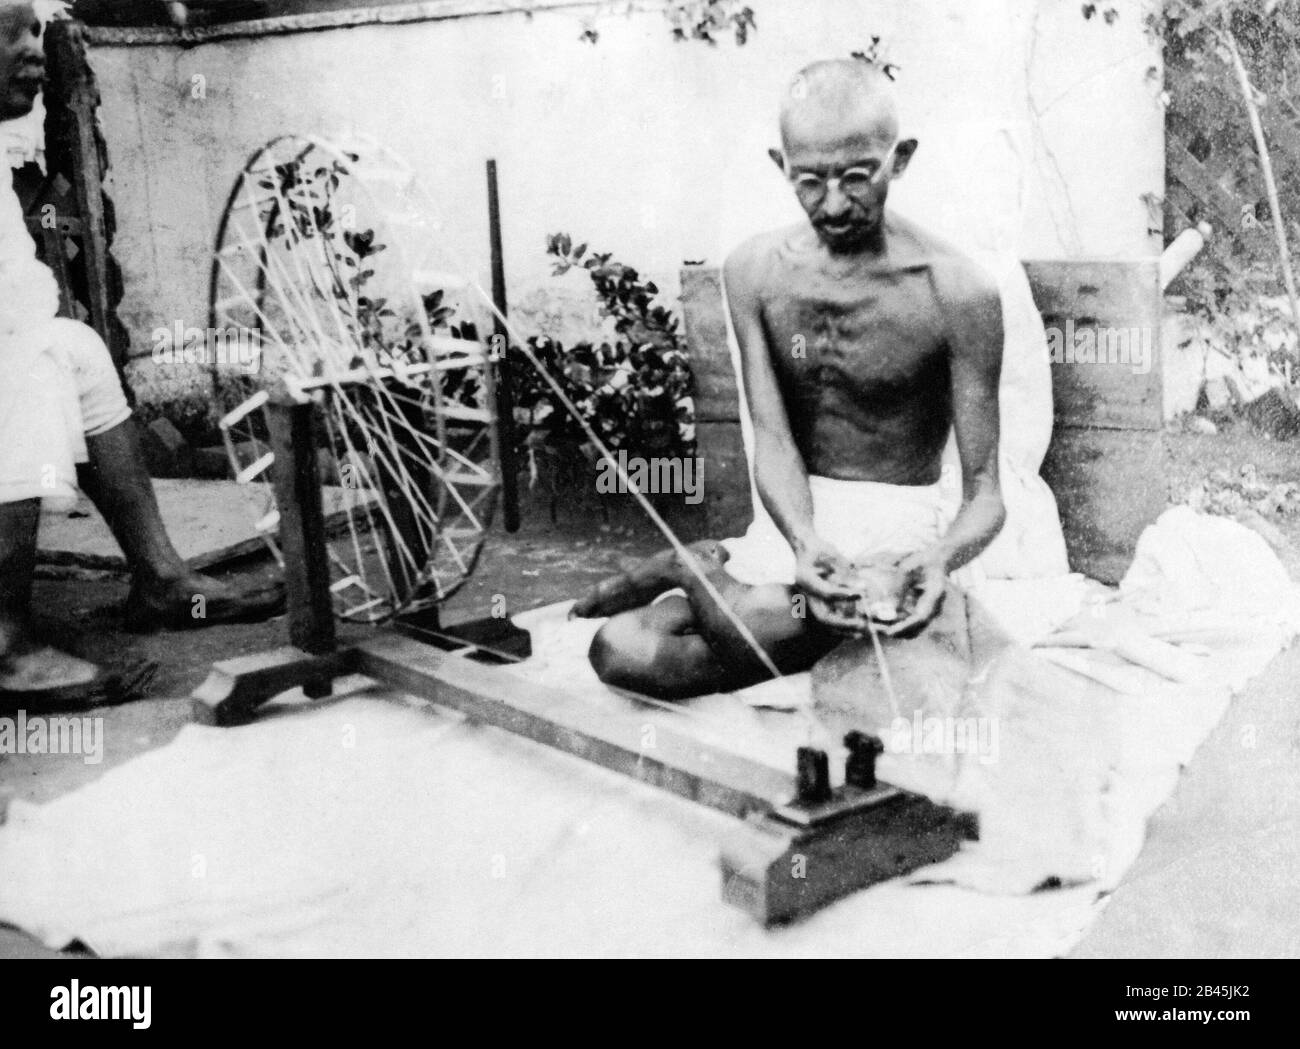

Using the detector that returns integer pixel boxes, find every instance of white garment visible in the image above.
[937,250,1069,579]
[0,176,130,509]
[0,166,60,335]
[721,476,950,587]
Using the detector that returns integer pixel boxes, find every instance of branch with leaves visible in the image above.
[1157,0,1300,345]
[581,1,755,46]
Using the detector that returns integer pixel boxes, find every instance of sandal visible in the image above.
[0,657,158,715]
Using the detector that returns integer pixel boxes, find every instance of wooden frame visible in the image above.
[41,20,130,372]
[81,1,592,45]
[192,389,976,927]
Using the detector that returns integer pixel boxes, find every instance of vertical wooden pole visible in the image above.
[266,396,336,658]
[43,21,121,368]
[680,265,752,539]
[486,159,521,533]
[1225,28,1300,345]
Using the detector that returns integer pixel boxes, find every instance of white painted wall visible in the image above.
[83,0,1163,405]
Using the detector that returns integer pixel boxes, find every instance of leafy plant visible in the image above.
[1148,0,1300,352]
[666,1,756,46]
[233,156,694,494]
[850,37,899,81]
[580,1,755,46]
[506,235,695,477]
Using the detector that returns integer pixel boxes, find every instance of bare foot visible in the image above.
[671,539,731,579]
[0,641,98,692]
[123,570,285,632]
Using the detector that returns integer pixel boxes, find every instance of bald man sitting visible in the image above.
[574,59,1006,699]
[0,2,282,709]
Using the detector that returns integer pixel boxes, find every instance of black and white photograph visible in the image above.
[0,0,1294,999]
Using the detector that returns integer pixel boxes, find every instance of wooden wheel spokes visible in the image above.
[211,135,501,622]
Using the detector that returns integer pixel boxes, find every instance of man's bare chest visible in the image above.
[757,268,950,405]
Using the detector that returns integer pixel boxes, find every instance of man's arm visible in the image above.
[886,258,1006,634]
[934,257,1007,572]
[722,239,856,611]
[722,240,814,550]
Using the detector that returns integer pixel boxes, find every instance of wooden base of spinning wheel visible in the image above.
[192,395,977,927]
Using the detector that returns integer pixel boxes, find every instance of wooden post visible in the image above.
[266,395,336,656]
[192,392,340,723]
[42,20,128,372]
[680,265,753,537]
[486,159,520,533]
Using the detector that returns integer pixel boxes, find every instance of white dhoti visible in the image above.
[1,170,131,511]
[0,320,132,511]
[721,476,955,587]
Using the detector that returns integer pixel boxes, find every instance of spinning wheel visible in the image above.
[209,136,502,622]
[193,137,971,929]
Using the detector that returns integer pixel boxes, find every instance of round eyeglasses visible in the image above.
[789,144,896,205]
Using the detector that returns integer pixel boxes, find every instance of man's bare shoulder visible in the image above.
[887,213,1000,310]
[722,225,802,288]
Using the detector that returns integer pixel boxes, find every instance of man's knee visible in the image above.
[588,615,648,690]
[588,608,726,700]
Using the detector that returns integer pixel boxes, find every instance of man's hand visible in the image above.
[795,538,862,632]
[879,549,947,637]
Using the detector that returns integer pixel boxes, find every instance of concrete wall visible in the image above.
[82,0,1164,408]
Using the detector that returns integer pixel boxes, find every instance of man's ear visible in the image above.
[767,147,786,173]
[891,139,919,178]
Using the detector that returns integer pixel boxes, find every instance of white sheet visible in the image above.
[0,509,1294,957]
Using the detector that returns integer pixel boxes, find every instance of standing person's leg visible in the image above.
[78,420,188,581]
[55,320,283,630]
[0,500,40,653]
[0,499,133,699]
[78,421,284,629]
[0,335,110,697]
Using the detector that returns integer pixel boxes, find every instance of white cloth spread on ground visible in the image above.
[0,509,1295,957]
[0,175,130,509]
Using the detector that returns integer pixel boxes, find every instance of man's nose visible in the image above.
[821,181,852,218]
[18,32,44,64]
